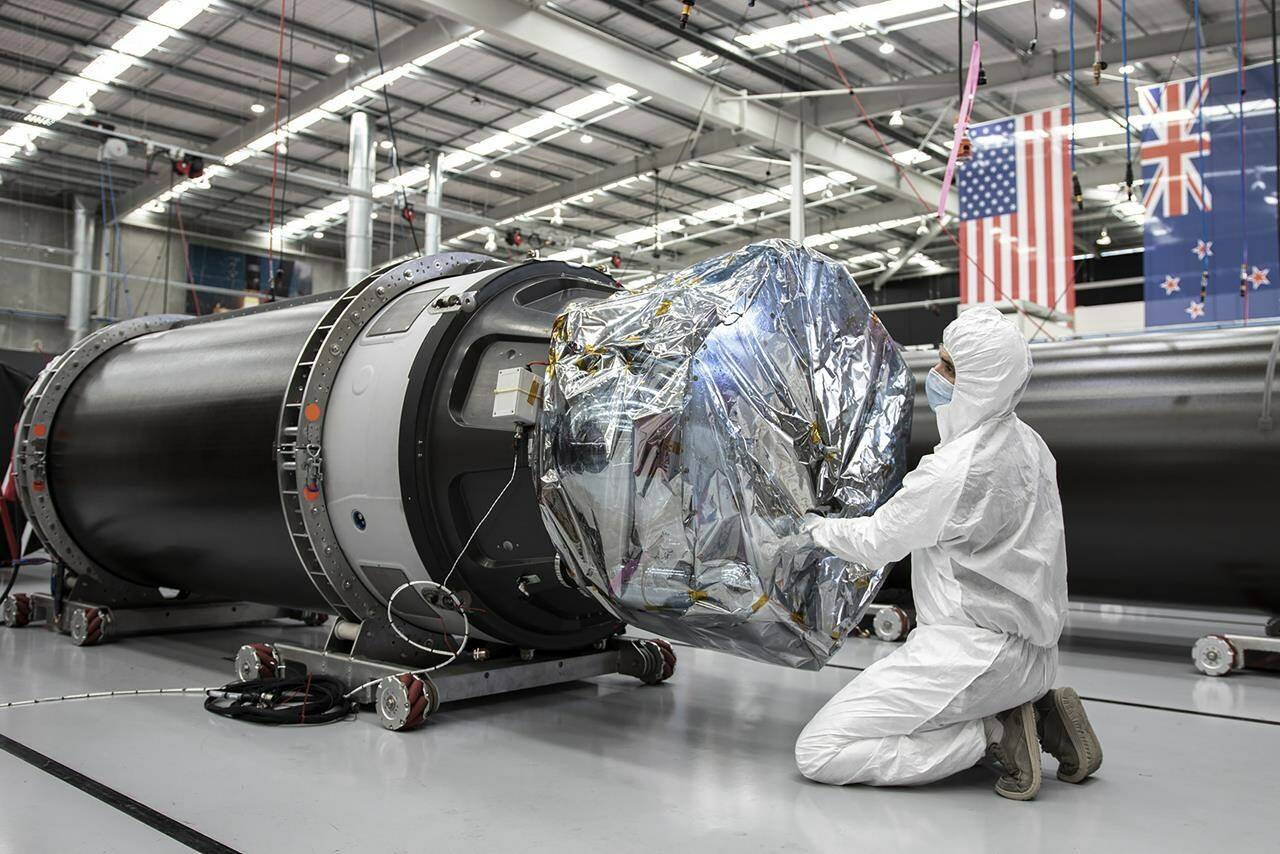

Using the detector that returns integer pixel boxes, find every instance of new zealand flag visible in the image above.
[1142,65,1279,326]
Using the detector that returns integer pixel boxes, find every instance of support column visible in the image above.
[789,147,805,243]
[346,112,374,285]
[67,196,96,342]
[423,149,443,256]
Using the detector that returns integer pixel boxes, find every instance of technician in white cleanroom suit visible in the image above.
[793,306,1102,800]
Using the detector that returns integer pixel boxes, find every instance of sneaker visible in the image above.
[1035,687,1103,783]
[987,701,1042,801]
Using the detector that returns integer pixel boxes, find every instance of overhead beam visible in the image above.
[874,219,946,289]
[588,0,819,92]
[812,13,1271,127]
[441,128,752,241]
[114,17,474,218]
[414,0,953,214]
[673,200,925,266]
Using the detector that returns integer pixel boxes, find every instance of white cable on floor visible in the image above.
[0,686,217,710]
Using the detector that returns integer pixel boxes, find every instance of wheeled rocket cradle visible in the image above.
[8,254,677,727]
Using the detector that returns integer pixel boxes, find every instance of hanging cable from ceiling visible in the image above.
[266,0,289,276]
[103,160,130,318]
[1028,0,1039,53]
[1194,0,1210,307]
[276,0,298,294]
[975,1,987,86]
[366,0,421,257]
[1233,0,1249,322]
[1069,0,1083,209]
[1092,0,1107,84]
[1272,0,1279,288]
[1121,0,1133,200]
[957,0,963,102]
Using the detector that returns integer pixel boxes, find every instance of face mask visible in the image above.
[925,367,954,412]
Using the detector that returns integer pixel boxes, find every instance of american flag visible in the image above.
[959,107,1075,313]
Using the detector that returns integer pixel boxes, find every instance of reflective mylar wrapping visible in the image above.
[534,240,913,669]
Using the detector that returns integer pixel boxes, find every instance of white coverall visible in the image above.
[794,306,1068,786]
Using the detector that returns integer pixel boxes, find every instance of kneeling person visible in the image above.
[792,307,1102,800]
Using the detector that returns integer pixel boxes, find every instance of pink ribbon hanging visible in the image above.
[937,40,983,220]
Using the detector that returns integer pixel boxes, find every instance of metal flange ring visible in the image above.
[274,253,497,622]
[12,314,187,579]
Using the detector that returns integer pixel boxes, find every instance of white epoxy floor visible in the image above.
[1,571,1276,854]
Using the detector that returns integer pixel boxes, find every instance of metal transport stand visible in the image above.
[234,622,677,732]
[1193,618,1280,676]
[1,566,325,645]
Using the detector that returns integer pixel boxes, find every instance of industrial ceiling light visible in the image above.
[489,168,503,178]
[313,230,325,239]
[484,229,498,252]
[1096,228,1111,246]
[1049,2,1067,20]
[828,241,839,250]
[379,139,393,150]
[888,109,904,127]
[581,193,595,204]
[78,101,96,117]
[1118,64,1135,74]
[250,102,265,114]
[677,51,716,70]
[22,140,36,156]
[886,244,901,256]
[579,133,593,144]
[335,52,351,64]
[371,211,378,219]
[550,204,564,226]
[878,41,895,55]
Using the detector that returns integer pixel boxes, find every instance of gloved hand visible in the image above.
[782,512,826,553]
[799,513,825,536]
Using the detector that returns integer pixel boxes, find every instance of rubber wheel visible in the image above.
[635,639,677,685]
[872,605,910,642]
[70,607,106,646]
[651,638,677,681]
[2,593,31,627]
[235,643,279,680]
[1192,634,1237,677]
[377,674,438,732]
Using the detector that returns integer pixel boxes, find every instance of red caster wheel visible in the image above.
[650,638,677,682]
[377,673,438,731]
[69,606,108,646]
[2,592,32,627]
[235,643,279,680]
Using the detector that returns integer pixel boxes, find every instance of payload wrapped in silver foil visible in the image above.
[534,240,914,669]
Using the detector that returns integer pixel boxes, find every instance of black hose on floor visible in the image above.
[204,675,356,726]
